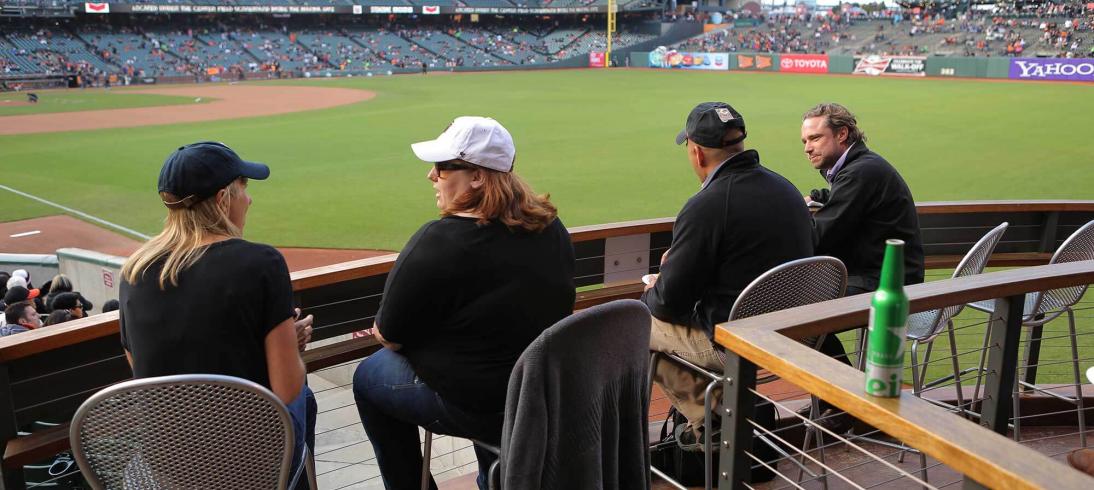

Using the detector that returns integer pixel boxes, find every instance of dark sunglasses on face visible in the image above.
[434,161,475,173]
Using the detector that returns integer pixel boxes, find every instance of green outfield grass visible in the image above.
[0,90,211,116]
[0,69,1091,250]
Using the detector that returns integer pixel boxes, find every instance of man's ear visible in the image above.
[692,144,705,167]
[837,126,850,145]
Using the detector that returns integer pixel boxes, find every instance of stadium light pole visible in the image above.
[607,0,616,67]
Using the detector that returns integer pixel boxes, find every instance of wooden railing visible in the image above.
[0,200,1090,488]
[714,261,1094,489]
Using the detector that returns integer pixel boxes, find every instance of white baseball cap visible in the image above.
[7,276,27,290]
[410,116,515,172]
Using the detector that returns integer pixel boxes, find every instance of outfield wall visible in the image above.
[630,51,1094,82]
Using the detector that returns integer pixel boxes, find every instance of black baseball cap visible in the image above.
[674,102,747,148]
[157,142,270,209]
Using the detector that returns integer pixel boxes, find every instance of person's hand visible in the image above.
[643,274,659,291]
[804,195,814,204]
[294,308,313,353]
[373,321,402,351]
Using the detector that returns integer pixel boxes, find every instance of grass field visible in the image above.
[0,69,1091,251]
[0,90,210,116]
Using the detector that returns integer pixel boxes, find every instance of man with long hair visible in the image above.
[800,103,924,428]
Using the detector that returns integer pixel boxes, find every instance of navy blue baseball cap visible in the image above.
[157,142,269,209]
[675,102,746,148]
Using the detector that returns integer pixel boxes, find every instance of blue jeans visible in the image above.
[287,383,317,489]
[353,348,504,490]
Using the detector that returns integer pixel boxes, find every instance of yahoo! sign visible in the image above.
[1009,58,1094,82]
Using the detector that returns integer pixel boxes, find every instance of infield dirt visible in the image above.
[0,84,375,135]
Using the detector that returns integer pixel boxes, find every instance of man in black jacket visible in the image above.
[803,103,924,293]
[643,102,813,453]
[800,103,924,424]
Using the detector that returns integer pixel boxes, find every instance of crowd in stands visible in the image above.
[895,4,1093,57]
[0,270,110,336]
[674,13,858,54]
[1,17,656,80]
[672,1,1093,58]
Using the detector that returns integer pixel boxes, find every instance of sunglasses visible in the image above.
[434,161,476,173]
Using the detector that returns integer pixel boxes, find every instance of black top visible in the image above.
[812,144,925,290]
[642,150,814,337]
[120,239,295,389]
[378,216,576,413]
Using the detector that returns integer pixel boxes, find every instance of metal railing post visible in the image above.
[962,294,1024,488]
[719,351,756,489]
[978,294,1024,435]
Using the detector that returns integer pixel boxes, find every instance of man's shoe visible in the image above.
[674,420,720,453]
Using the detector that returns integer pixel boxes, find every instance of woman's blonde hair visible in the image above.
[444,168,557,233]
[121,180,243,289]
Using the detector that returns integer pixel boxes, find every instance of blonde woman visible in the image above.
[119,142,315,488]
[353,117,576,490]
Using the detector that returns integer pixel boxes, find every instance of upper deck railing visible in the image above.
[0,200,1090,488]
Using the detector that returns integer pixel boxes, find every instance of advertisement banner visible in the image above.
[85,2,109,13]
[779,54,829,73]
[1009,58,1094,82]
[647,48,728,70]
[736,54,775,71]
[588,52,605,68]
[853,55,926,77]
[103,3,609,14]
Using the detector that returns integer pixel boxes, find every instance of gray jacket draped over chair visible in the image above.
[499,299,652,490]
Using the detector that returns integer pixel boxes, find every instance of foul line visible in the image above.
[0,184,151,241]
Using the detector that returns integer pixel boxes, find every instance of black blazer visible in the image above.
[812,143,925,290]
[642,150,814,338]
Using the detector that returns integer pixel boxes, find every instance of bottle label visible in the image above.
[864,306,907,398]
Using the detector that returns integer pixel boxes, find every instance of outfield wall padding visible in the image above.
[629,52,1071,81]
[829,55,855,74]
[925,56,1010,78]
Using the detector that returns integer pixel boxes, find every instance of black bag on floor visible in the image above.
[650,406,777,486]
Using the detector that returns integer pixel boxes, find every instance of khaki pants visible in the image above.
[649,316,724,427]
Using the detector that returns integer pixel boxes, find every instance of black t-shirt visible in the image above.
[120,239,295,389]
[378,216,576,413]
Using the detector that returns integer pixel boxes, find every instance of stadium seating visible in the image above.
[77,29,189,77]
[344,28,445,69]
[4,26,116,75]
[295,30,386,72]
[14,4,1087,80]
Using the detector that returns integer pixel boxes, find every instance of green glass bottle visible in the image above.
[864,239,909,398]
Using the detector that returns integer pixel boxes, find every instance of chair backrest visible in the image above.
[728,256,848,321]
[927,222,1010,329]
[500,299,651,490]
[70,374,294,490]
[1033,219,1094,314]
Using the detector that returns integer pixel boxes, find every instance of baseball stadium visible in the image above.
[0,0,1093,488]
